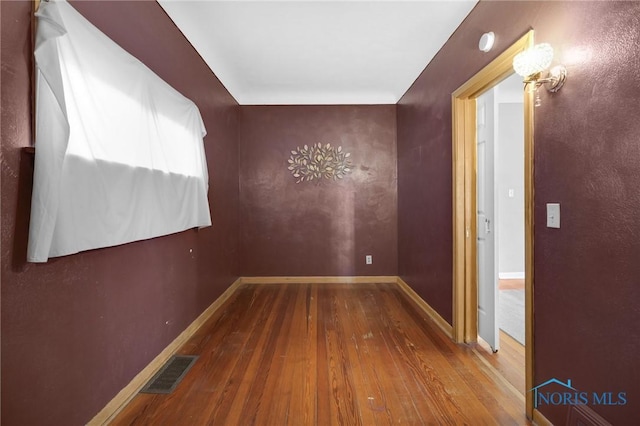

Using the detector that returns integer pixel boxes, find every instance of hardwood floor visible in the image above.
[488,279,526,395]
[498,279,525,290]
[112,283,530,425]
[475,331,526,396]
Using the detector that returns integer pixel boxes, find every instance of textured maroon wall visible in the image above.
[239,106,397,277]
[398,1,640,423]
[1,1,239,425]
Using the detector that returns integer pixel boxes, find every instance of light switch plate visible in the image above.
[547,203,560,228]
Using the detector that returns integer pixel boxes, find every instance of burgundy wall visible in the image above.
[5,0,639,424]
[239,106,397,276]
[398,1,640,423]
[1,1,239,425]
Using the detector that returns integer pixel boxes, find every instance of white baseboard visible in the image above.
[499,272,525,280]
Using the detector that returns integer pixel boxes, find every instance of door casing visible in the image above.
[451,30,535,418]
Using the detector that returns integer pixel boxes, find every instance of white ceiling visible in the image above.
[158,0,478,105]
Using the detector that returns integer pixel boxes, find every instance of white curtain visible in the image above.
[28,0,211,262]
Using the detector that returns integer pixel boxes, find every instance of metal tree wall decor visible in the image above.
[287,143,352,183]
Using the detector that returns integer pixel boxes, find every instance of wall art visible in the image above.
[287,143,352,183]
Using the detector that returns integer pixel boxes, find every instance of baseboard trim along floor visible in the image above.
[241,276,398,284]
[89,276,460,424]
[87,277,243,425]
[396,277,454,339]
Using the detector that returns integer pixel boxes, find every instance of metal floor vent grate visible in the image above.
[140,355,198,394]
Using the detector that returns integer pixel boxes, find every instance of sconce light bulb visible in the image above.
[513,44,567,103]
[513,43,554,78]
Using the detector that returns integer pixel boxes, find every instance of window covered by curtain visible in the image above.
[28,0,211,262]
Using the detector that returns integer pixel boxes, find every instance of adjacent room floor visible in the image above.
[112,282,529,425]
[475,278,526,395]
[498,278,526,346]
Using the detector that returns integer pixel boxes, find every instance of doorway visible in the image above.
[451,31,535,418]
[476,74,525,353]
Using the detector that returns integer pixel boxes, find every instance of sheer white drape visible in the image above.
[28,0,211,262]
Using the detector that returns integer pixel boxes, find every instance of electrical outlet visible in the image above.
[365,255,372,265]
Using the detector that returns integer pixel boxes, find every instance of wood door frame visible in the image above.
[451,30,535,418]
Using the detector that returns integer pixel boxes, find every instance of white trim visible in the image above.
[499,272,525,280]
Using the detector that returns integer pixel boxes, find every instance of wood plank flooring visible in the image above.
[498,279,525,290]
[489,279,527,394]
[112,283,530,425]
[475,330,526,396]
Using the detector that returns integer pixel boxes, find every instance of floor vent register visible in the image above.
[140,355,198,394]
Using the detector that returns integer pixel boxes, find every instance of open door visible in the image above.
[476,89,499,352]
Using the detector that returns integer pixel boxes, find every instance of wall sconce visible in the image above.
[513,43,566,106]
